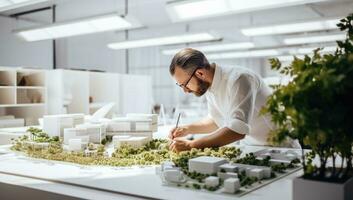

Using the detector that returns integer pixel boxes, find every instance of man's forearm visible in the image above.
[191,127,245,149]
[187,117,219,134]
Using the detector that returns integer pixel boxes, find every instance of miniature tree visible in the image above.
[261,14,353,181]
[27,127,59,143]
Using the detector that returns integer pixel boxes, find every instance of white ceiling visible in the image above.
[1,0,352,50]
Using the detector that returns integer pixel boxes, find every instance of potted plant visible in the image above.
[261,14,353,200]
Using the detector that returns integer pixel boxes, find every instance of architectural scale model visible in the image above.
[10,113,302,197]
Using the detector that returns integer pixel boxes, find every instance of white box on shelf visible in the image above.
[205,176,219,187]
[223,178,240,194]
[188,156,228,174]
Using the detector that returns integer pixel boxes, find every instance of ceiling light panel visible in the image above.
[0,0,50,12]
[107,33,221,50]
[207,49,280,59]
[166,0,330,22]
[241,18,340,36]
[16,14,140,42]
[283,33,346,45]
[162,42,255,55]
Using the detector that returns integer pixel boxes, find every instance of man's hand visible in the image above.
[168,126,189,139]
[169,138,194,153]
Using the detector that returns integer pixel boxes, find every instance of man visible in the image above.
[168,48,277,152]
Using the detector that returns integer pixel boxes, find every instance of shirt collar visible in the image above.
[209,64,221,94]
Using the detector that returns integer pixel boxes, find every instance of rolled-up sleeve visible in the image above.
[225,74,258,135]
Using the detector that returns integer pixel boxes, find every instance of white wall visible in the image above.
[0,16,52,68]
[57,32,127,73]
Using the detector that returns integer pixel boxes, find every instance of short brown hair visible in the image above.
[169,48,211,75]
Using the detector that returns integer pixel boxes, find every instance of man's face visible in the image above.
[174,67,210,97]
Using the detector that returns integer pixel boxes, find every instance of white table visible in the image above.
[0,126,303,200]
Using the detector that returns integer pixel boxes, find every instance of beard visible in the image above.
[192,76,210,97]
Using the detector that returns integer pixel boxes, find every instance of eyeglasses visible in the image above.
[175,68,198,90]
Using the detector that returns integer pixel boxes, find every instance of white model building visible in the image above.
[135,119,154,131]
[76,123,106,144]
[223,178,240,193]
[109,131,153,141]
[160,161,185,184]
[68,138,87,152]
[205,176,220,187]
[43,114,84,137]
[156,161,174,176]
[106,118,131,132]
[255,149,300,165]
[161,161,176,171]
[163,169,184,183]
[63,123,106,145]
[246,168,265,180]
[104,113,157,149]
[231,163,272,179]
[63,127,88,144]
[112,135,149,149]
[126,113,158,132]
[84,148,98,157]
[107,117,154,132]
[130,131,153,140]
[24,141,50,150]
[188,156,228,174]
[106,113,158,134]
[218,163,239,173]
[217,172,238,180]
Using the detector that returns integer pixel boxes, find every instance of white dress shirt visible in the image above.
[205,65,274,146]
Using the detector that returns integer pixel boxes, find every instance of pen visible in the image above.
[172,113,181,140]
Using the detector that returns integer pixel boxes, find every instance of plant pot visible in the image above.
[293,176,353,200]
